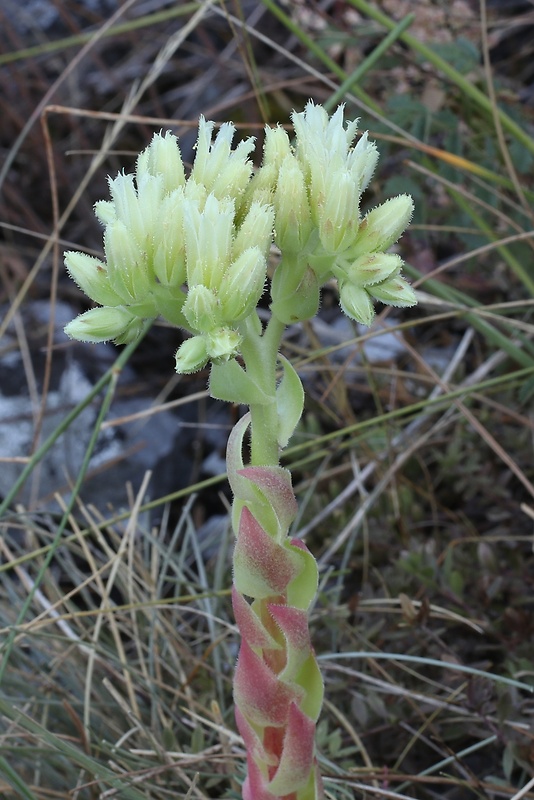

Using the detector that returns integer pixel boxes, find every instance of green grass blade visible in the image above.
[0,698,148,800]
[0,757,40,800]
[319,652,534,693]
[347,0,534,156]
[0,323,151,685]
[325,13,415,112]
[261,0,381,113]
[0,3,200,66]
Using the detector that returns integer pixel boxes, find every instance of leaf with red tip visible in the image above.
[239,465,297,537]
[234,507,303,598]
[267,604,311,681]
[267,702,316,795]
[235,707,279,800]
[233,588,281,651]
[234,638,303,726]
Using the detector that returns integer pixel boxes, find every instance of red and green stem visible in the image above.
[228,307,324,800]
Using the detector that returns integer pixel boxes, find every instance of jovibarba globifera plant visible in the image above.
[65,102,416,800]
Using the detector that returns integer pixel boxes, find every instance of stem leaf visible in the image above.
[276,355,305,447]
[209,359,274,405]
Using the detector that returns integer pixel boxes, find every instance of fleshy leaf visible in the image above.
[233,507,302,599]
[210,360,274,406]
[234,637,303,726]
[268,604,312,683]
[276,356,305,448]
[266,702,316,795]
[286,539,319,611]
[232,588,281,651]
[238,465,297,538]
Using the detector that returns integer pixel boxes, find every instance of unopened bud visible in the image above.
[64,251,126,306]
[218,247,266,321]
[240,161,278,212]
[174,335,209,374]
[107,173,144,237]
[94,200,115,226]
[183,194,234,288]
[130,173,164,250]
[347,131,379,192]
[263,124,292,171]
[339,281,375,327]
[104,220,151,302]
[136,131,185,193]
[349,195,414,258]
[191,118,255,201]
[274,155,312,253]
[369,275,417,308]
[233,202,274,261]
[206,327,242,362]
[153,190,187,288]
[345,252,402,288]
[64,306,143,344]
[318,171,359,254]
[182,284,221,332]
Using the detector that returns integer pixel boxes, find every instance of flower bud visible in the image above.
[292,102,329,174]
[131,173,164,251]
[339,281,375,327]
[263,124,292,171]
[94,200,115,226]
[293,102,359,179]
[349,195,414,258]
[182,284,221,332]
[108,173,144,236]
[175,335,209,374]
[104,220,151,302]
[233,202,274,261]
[64,306,142,344]
[192,118,228,181]
[212,142,256,201]
[273,155,312,253]
[184,178,208,207]
[318,171,359,254]
[64,251,126,306]
[183,194,234,288]
[136,131,185,193]
[218,247,266,321]
[369,275,417,308]
[345,252,402,288]
[347,131,379,192]
[191,118,255,201]
[206,326,242,362]
[153,189,187,288]
[237,161,278,218]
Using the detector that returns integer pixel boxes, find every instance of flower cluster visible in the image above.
[64,125,273,371]
[64,102,416,371]
[254,102,416,327]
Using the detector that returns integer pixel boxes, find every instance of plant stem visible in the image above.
[240,312,286,467]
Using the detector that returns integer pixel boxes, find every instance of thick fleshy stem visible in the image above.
[227,347,324,800]
[238,312,285,468]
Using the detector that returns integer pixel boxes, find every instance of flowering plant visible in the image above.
[65,102,416,799]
